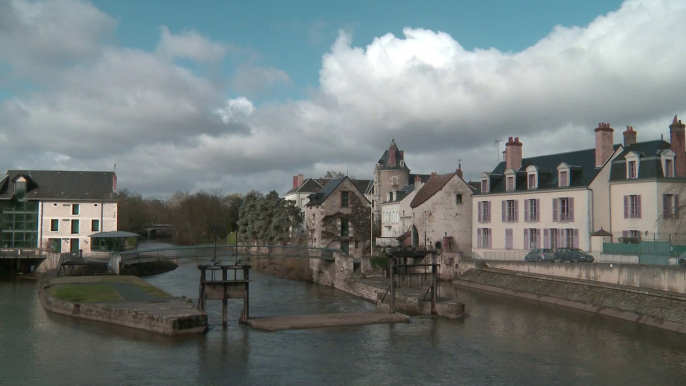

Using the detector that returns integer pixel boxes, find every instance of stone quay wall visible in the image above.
[454,268,686,334]
[479,260,686,294]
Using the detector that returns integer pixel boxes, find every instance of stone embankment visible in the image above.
[454,266,686,334]
[310,254,465,318]
[39,274,207,335]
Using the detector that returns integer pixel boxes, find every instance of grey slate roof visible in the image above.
[609,140,677,181]
[284,178,324,195]
[0,170,117,201]
[378,139,410,171]
[474,145,620,195]
[305,176,370,207]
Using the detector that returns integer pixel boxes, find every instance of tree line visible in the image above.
[118,189,302,246]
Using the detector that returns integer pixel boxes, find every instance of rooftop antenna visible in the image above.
[495,139,503,163]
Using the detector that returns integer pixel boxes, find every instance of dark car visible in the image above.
[554,248,594,263]
[524,248,555,262]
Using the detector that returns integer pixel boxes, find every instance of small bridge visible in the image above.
[109,244,338,274]
[142,224,173,239]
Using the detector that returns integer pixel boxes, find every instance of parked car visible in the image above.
[554,248,595,263]
[524,249,555,262]
[678,251,686,267]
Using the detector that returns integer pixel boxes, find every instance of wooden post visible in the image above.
[389,257,396,314]
[431,254,437,314]
[197,266,206,311]
[222,266,228,327]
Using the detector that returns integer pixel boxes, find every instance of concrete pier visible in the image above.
[39,274,207,335]
[247,312,409,331]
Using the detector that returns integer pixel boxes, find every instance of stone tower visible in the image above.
[373,139,411,218]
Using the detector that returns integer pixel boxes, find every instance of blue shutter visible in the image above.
[544,229,549,248]
[524,199,529,222]
[569,197,574,222]
[524,229,529,250]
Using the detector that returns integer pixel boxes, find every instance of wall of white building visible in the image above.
[472,188,593,256]
[38,201,117,254]
[611,180,686,236]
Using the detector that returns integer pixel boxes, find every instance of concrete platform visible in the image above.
[247,312,410,331]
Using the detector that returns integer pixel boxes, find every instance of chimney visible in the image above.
[595,123,614,167]
[292,176,298,189]
[456,163,463,178]
[502,150,506,162]
[670,115,686,177]
[298,174,304,187]
[505,137,522,170]
[388,142,397,167]
[623,126,637,147]
[400,150,404,160]
[414,175,422,191]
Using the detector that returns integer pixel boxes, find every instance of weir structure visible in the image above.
[385,248,439,314]
[197,264,251,325]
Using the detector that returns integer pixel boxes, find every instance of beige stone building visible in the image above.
[304,176,371,256]
[409,170,475,255]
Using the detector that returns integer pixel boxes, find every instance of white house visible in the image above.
[472,125,622,259]
[0,170,118,255]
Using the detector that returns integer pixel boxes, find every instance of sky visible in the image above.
[1,0,685,197]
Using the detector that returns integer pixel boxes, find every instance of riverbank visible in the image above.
[39,273,207,335]
[454,267,686,334]
[120,260,179,277]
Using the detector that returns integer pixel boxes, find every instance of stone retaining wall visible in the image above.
[482,260,686,294]
[454,268,686,334]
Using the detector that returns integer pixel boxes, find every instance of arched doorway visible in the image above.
[412,225,419,246]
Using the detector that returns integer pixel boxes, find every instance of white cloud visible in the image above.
[156,26,228,64]
[229,64,292,97]
[1,0,685,196]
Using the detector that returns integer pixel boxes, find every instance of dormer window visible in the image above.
[665,159,674,177]
[526,166,538,189]
[14,176,27,201]
[480,173,490,193]
[628,161,637,178]
[557,163,570,188]
[504,169,516,192]
[625,152,640,179]
[659,150,676,178]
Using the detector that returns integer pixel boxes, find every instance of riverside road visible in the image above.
[1,262,686,386]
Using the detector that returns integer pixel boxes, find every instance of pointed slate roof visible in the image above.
[284,178,324,195]
[378,139,410,171]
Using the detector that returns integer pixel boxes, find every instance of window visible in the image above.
[71,220,79,234]
[664,194,679,219]
[566,229,576,248]
[92,219,100,232]
[506,176,515,191]
[341,218,349,236]
[665,159,674,177]
[628,161,637,179]
[554,197,574,222]
[50,219,59,232]
[528,174,536,189]
[72,204,80,215]
[478,201,491,223]
[525,228,539,249]
[550,229,559,249]
[456,194,463,204]
[340,241,349,254]
[477,228,491,248]
[341,191,349,207]
[503,200,518,223]
[481,179,489,193]
[525,199,539,222]
[624,195,642,219]
[559,171,568,187]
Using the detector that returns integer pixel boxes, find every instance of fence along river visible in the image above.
[2,246,686,385]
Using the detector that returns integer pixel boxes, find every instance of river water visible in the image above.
[2,261,686,386]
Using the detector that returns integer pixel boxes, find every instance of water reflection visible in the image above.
[2,266,686,385]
